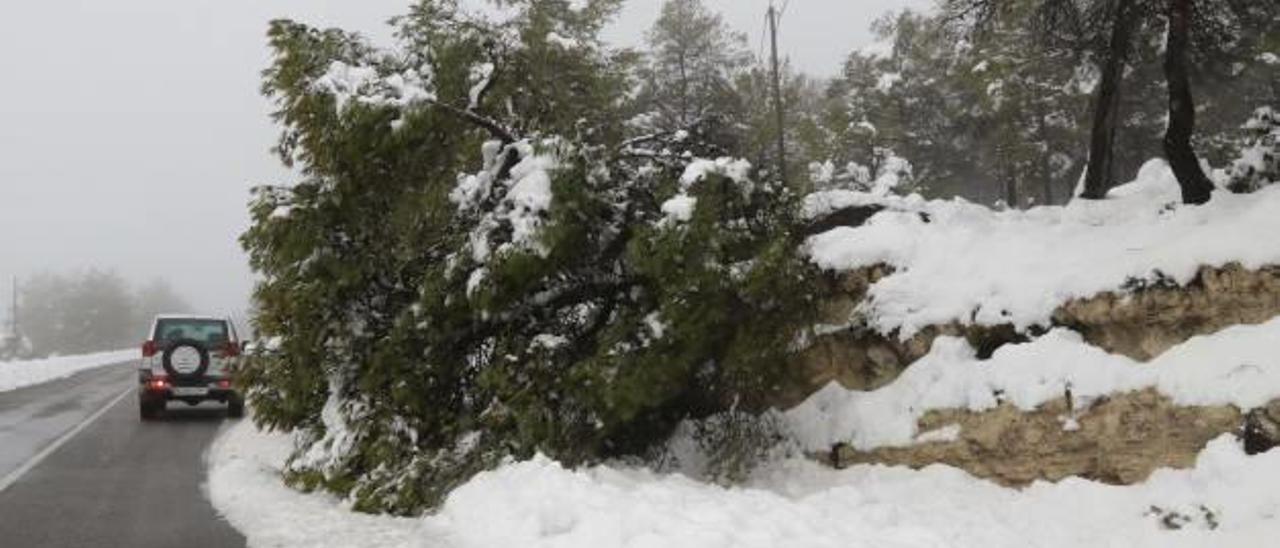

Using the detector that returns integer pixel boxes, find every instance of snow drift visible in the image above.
[806,160,1280,338]
[0,349,134,392]
[209,420,1280,548]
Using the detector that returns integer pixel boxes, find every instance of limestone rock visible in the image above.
[1055,264,1280,360]
[793,263,1280,405]
[829,390,1247,487]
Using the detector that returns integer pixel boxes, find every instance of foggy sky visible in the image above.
[0,0,930,325]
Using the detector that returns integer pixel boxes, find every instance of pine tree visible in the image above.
[241,0,819,514]
[630,0,753,157]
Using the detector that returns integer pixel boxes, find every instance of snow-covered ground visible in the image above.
[0,349,135,392]
[208,312,1280,548]
[806,160,1280,338]
[206,423,419,548]
[209,419,1279,548]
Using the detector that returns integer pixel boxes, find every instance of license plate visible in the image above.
[172,387,209,397]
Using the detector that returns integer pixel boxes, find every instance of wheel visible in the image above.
[227,394,245,418]
[139,399,162,421]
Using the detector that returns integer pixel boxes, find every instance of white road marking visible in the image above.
[0,386,133,493]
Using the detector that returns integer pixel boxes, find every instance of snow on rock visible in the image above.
[806,159,1280,338]
[913,424,962,444]
[801,188,926,221]
[209,418,1280,548]
[785,316,1280,452]
[0,349,134,392]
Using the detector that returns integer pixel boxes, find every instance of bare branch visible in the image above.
[426,98,518,144]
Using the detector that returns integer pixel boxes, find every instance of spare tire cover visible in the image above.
[162,339,210,379]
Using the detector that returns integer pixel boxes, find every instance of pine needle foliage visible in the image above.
[240,0,819,514]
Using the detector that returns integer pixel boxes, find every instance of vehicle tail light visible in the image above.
[221,341,241,357]
[218,379,232,389]
[142,340,158,358]
[147,375,170,391]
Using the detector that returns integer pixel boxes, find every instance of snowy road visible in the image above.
[0,360,244,547]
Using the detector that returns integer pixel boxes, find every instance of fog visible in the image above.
[0,0,928,321]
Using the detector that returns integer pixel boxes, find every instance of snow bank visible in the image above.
[206,421,420,548]
[209,420,1280,548]
[0,349,134,392]
[806,160,1280,338]
[786,317,1280,452]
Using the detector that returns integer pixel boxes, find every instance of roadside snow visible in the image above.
[806,160,1280,338]
[206,421,420,548]
[786,317,1280,452]
[209,420,1280,548]
[0,349,134,392]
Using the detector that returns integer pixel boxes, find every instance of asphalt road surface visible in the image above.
[0,361,246,547]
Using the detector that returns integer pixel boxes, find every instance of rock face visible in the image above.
[828,390,1247,487]
[786,266,1028,406]
[1244,400,1280,455]
[797,263,1280,484]
[796,263,1280,401]
[1055,264,1280,360]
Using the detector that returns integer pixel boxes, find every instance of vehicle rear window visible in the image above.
[154,319,229,345]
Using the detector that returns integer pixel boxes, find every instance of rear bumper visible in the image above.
[139,386,240,402]
[138,371,240,402]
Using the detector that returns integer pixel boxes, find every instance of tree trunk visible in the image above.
[1041,151,1055,206]
[1035,107,1055,206]
[1001,145,1020,207]
[678,51,690,126]
[1162,0,1215,205]
[1080,0,1138,200]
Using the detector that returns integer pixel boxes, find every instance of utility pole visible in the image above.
[3,277,16,358]
[8,277,16,336]
[767,2,788,186]
[6,277,14,332]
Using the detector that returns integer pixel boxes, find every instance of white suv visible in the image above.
[137,315,245,420]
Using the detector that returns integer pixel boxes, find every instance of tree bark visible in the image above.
[1005,175,1020,208]
[1041,150,1055,206]
[1162,0,1215,205]
[1080,0,1138,200]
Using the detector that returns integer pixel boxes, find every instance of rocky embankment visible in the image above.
[796,262,1280,485]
